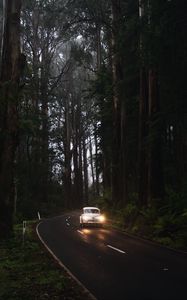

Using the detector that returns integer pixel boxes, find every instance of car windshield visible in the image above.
[84,208,99,214]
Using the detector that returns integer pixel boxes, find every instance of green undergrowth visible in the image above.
[106,205,187,251]
[95,189,187,251]
[0,221,92,300]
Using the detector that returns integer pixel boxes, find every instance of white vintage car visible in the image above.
[80,207,105,227]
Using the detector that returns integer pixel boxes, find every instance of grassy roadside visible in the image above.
[0,221,93,300]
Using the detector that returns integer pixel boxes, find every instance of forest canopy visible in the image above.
[0,0,187,247]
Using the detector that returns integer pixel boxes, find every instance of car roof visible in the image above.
[83,207,99,210]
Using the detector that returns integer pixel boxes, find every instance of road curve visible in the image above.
[37,211,187,300]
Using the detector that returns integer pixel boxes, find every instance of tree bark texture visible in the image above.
[0,0,22,237]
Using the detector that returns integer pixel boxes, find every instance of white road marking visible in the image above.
[107,244,126,254]
[36,222,97,300]
[77,230,84,235]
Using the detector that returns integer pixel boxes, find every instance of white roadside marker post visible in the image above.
[22,221,26,246]
[37,211,41,220]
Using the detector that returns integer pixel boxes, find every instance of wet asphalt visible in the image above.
[37,211,187,300]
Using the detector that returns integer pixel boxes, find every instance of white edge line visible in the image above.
[106,221,187,255]
[36,222,97,300]
[107,244,126,254]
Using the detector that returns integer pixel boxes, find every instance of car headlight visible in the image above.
[99,215,105,222]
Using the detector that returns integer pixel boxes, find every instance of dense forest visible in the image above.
[0,0,187,247]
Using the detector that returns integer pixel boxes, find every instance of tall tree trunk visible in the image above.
[72,98,83,208]
[138,0,148,208]
[72,133,79,207]
[94,23,102,197]
[96,23,101,70]
[0,0,22,237]
[138,67,149,207]
[111,0,127,206]
[30,6,41,204]
[89,135,95,193]
[94,124,100,197]
[78,132,83,206]
[83,135,89,205]
[147,69,164,205]
[138,0,164,208]
[64,97,72,208]
[40,50,49,204]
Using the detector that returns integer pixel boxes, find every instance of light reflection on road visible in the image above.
[82,228,91,235]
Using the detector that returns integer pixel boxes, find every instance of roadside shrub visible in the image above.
[122,202,138,227]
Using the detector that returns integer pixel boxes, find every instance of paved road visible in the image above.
[37,211,187,300]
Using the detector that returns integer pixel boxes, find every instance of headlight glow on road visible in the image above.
[82,228,91,234]
[99,215,105,222]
